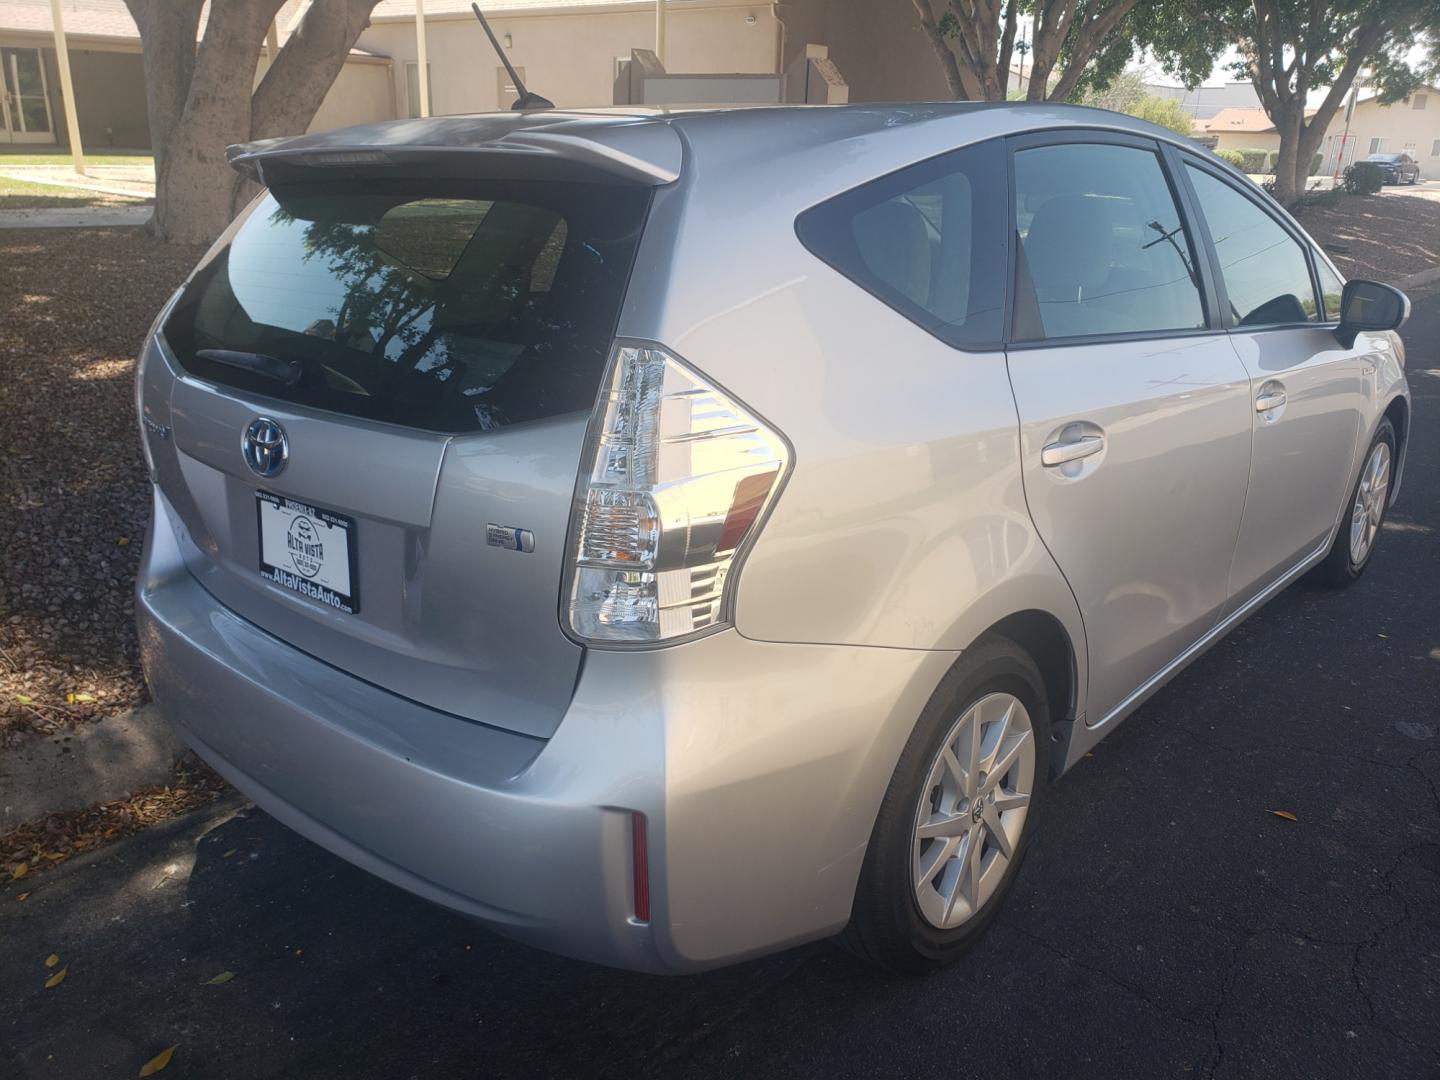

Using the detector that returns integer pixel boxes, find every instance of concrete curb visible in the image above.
[1398,265,1440,291]
[0,705,185,831]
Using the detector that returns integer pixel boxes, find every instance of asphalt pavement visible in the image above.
[5,291,1439,1080]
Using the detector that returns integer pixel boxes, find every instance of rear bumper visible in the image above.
[138,488,954,972]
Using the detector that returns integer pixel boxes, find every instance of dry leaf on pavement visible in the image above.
[44,966,67,988]
[138,1045,178,1077]
[203,971,236,985]
[1268,810,1298,821]
[44,953,59,968]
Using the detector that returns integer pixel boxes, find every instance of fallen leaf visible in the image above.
[65,692,75,704]
[15,892,30,902]
[16,694,32,704]
[11,863,29,881]
[203,971,235,985]
[43,852,67,862]
[45,953,59,968]
[72,693,95,703]
[117,537,130,546]
[138,1045,177,1077]
[1268,810,1298,821]
[222,849,238,859]
[45,966,67,988]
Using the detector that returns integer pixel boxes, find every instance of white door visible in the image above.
[1,48,56,144]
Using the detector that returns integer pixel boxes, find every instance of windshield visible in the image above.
[163,178,650,434]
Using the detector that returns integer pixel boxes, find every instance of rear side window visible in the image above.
[1013,142,1206,340]
[796,138,1008,348]
[163,178,650,434]
[1183,165,1319,327]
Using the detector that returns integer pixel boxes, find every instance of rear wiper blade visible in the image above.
[196,349,302,387]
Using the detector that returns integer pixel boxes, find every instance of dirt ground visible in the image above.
[1296,186,1440,282]
[0,228,204,741]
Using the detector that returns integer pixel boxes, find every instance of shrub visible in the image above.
[1308,152,1323,176]
[1342,160,1386,195]
[1234,148,1272,174]
[1215,148,1246,168]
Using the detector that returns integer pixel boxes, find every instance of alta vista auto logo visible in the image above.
[286,515,324,578]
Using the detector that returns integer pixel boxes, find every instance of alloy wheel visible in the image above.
[912,692,1036,930]
[1349,440,1392,565]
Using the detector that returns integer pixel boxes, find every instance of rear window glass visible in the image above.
[163,178,650,434]
[795,137,1008,349]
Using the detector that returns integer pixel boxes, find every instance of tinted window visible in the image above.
[163,179,650,434]
[1315,257,1345,321]
[1184,165,1319,326]
[796,138,1008,348]
[1012,143,1205,340]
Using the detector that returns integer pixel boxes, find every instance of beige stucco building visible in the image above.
[1200,88,1440,179]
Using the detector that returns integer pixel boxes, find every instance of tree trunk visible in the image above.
[1268,103,1306,205]
[127,0,379,245]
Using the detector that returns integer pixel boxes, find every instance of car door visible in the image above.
[1004,134,1253,725]
[1176,156,1368,610]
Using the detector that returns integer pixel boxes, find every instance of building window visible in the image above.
[1431,139,1440,158]
[1413,93,1428,111]
[1368,137,1384,154]
[405,62,433,118]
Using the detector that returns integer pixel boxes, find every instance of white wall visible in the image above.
[359,3,778,117]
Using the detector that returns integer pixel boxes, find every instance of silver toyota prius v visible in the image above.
[135,104,1411,974]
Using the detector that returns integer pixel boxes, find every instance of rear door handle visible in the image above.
[1255,385,1287,412]
[1040,434,1105,468]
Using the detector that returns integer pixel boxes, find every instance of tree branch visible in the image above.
[252,0,380,140]
[912,0,977,99]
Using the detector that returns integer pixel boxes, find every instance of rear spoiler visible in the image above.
[227,114,681,188]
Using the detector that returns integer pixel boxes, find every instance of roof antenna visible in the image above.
[471,3,554,110]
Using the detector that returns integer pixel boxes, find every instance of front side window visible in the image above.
[1012,142,1206,340]
[1315,257,1345,321]
[796,138,1008,348]
[1184,165,1319,326]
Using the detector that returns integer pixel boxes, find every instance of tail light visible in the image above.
[563,342,790,645]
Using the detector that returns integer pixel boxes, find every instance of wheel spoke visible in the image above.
[981,800,1013,860]
[984,729,1033,793]
[917,811,970,840]
[941,831,975,923]
[980,697,1016,775]
[939,745,971,798]
[992,790,1030,814]
[916,834,959,891]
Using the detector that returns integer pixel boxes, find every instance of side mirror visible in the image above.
[1336,279,1410,347]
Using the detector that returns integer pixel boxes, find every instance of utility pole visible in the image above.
[656,0,666,66]
[416,0,431,117]
[49,0,85,175]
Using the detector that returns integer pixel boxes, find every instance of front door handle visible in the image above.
[1040,434,1105,468]
[1255,386,1287,412]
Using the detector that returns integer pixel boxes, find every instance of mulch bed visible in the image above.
[2,754,229,889]
[0,227,206,742]
[1295,189,1440,282]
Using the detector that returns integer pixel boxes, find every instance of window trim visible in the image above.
[1004,129,1224,348]
[1173,152,1326,332]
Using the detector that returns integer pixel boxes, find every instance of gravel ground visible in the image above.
[0,228,205,741]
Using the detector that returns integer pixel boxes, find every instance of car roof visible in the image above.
[229,102,1217,189]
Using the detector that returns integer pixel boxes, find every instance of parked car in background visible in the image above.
[1361,152,1422,184]
[135,104,1411,975]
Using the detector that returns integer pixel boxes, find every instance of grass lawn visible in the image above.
[0,175,151,211]
[0,151,152,168]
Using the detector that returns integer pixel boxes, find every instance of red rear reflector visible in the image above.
[631,812,651,923]
[716,471,777,553]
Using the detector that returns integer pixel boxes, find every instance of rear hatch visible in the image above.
[144,145,659,739]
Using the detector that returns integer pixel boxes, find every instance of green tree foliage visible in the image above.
[912,0,1146,102]
[1107,0,1440,204]
[1079,70,1194,134]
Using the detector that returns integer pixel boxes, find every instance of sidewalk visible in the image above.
[0,205,151,229]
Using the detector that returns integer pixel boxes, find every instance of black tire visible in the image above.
[1317,418,1396,587]
[839,637,1051,974]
